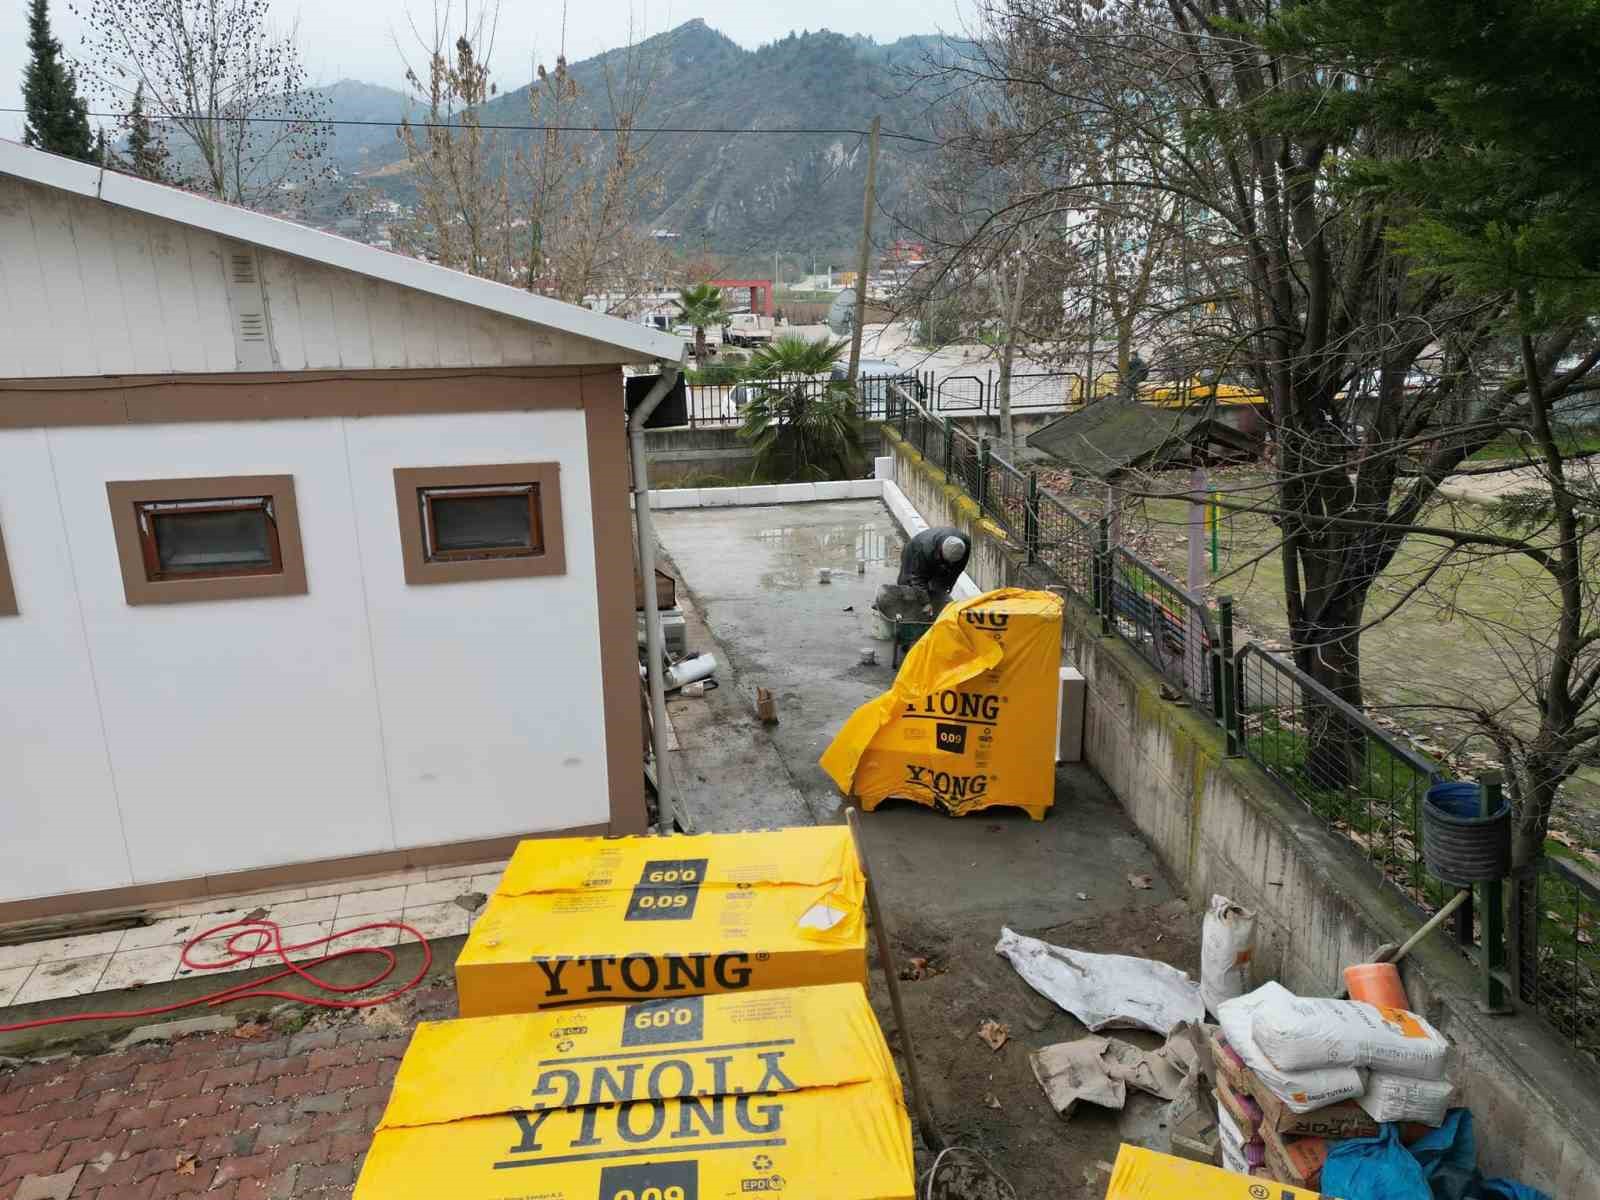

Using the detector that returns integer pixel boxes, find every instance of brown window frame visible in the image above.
[419,483,545,563]
[106,475,308,606]
[394,463,565,586]
[0,517,16,617]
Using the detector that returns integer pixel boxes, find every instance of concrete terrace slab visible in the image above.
[653,498,1195,1198]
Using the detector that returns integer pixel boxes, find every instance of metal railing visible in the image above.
[1232,644,1444,911]
[935,374,986,411]
[1033,490,1097,602]
[879,394,1600,1061]
[948,424,983,498]
[682,375,917,429]
[1110,549,1215,704]
[1516,858,1600,1063]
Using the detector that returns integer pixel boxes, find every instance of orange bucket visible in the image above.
[1344,961,1410,1009]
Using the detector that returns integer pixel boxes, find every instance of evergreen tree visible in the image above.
[21,0,94,161]
[123,82,167,181]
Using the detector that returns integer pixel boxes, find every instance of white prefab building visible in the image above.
[0,141,682,920]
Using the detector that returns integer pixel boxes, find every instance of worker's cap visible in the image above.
[940,535,967,564]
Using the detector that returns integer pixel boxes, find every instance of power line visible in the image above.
[0,107,939,146]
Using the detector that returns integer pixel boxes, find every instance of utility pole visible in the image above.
[847,115,881,384]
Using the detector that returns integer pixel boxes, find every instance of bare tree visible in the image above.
[949,0,1600,798]
[393,2,518,278]
[519,28,667,307]
[74,0,333,206]
[392,3,667,305]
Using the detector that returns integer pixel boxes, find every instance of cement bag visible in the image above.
[1216,1104,1260,1176]
[1359,1072,1454,1126]
[1201,895,1257,1017]
[821,589,1063,820]
[996,927,1203,1035]
[1251,993,1449,1080]
[1215,984,1364,1112]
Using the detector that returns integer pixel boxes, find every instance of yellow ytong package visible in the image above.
[1103,1144,1324,1199]
[354,983,916,1200]
[456,826,867,1018]
[821,589,1064,820]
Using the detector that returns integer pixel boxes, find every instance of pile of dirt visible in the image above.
[874,899,1202,1200]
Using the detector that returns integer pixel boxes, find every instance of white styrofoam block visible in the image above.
[874,455,895,481]
[845,479,885,498]
[1056,666,1086,762]
[699,485,750,507]
[743,485,788,505]
[882,480,930,536]
[810,480,854,500]
[649,488,702,510]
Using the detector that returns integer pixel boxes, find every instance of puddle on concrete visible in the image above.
[755,521,903,591]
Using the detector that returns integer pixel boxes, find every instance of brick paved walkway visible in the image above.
[0,983,456,1199]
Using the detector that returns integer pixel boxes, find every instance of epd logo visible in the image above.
[598,1160,698,1200]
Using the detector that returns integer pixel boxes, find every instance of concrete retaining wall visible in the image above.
[883,427,1600,1196]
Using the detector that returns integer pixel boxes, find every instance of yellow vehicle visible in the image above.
[1141,378,1269,408]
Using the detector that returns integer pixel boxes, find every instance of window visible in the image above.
[394,463,565,586]
[419,484,544,563]
[137,497,282,581]
[107,476,307,606]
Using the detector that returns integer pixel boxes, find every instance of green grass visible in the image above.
[1466,432,1600,461]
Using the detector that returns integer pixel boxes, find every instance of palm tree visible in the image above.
[739,336,864,482]
[674,284,728,361]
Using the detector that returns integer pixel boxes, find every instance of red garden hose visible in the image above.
[0,916,433,1034]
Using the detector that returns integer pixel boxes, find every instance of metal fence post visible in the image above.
[1509,864,1539,1004]
[942,417,954,477]
[1096,517,1113,636]
[1025,472,1040,564]
[977,437,991,512]
[1480,774,1514,1013]
[1219,596,1239,755]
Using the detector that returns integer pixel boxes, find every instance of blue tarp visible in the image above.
[1322,1110,1550,1200]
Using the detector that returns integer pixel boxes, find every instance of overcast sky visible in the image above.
[0,0,968,140]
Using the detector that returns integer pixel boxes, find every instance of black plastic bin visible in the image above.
[1422,780,1511,886]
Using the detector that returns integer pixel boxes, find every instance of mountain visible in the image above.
[323,20,953,257]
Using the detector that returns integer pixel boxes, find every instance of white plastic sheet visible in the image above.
[995,926,1204,1035]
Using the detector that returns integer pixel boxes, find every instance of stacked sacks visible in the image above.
[1213,982,1452,1190]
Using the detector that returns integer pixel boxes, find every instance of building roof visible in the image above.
[0,140,683,365]
[1027,396,1203,477]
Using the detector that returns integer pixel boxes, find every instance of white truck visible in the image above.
[722,313,775,349]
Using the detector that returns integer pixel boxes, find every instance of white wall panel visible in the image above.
[345,410,611,844]
[45,419,392,882]
[0,430,132,901]
[0,179,633,380]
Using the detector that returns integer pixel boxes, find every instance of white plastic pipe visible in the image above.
[628,359,684,833]
[664,653,717,691]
